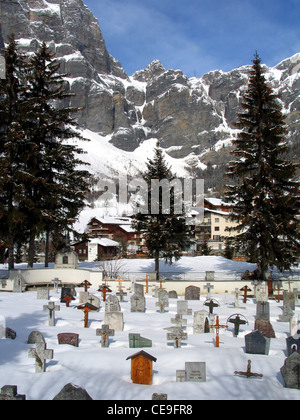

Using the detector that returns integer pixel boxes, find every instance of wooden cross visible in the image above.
[43,301,60,326]
[274,282,283,303]
[234,359,263,379]
[157,277,165,289]
[208,315,228,347]
[98,285,112,302]
[79,280,92,292]
[96,324,115,347]
[28,342,54,373]
[77,302,98,328]
[240,285,252,303]
[142,274,150,293]
[114,276,124,291]
[61,293,75,307]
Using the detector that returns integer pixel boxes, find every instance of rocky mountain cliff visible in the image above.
[1,0,299,187]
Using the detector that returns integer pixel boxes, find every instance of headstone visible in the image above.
[293,288,299,305]
[0,385,26,400]
[79,291,89,304]
[256,285,268,302]
[256,301,270,320]
[61,287,72,302]
[13,277,23,293]
[229,288,244,309]
[27,331,45,344]
[171,314,187,328]
[104,311,124,331]
[28,342,54,372]
[61,293,75,307]
[280,351,300,390]
[193,310,209,334]
[152,393,167,400]
[165,326,188,348]
[177,300,192,315]
[130,293,146,313]
[286,334,300,356]
[283,291,295,311]
[105,294,121,312]
[57,333,79,347]
[208,315,228,347]
[129,333,152,348]
[254,318,276,338]
[133,283,144,296]
[43,301,60,326]
[168,290,178,299]
[98,285,112,302]
[53,383,93,400]
[156,289,169,312]
[278,303,294,322]
[37,288,49,300]
[185,285,200,300]
[96,324,115,347]
[176,362,206,382]
[5,327,16,339]
[0,315,6,339]
[290,314,300,336]
[126,350,157,385]
[245,330,270,355]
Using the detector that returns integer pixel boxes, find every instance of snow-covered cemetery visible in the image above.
[0,0,300,403]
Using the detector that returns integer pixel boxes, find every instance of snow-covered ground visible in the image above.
[0,258,299,400]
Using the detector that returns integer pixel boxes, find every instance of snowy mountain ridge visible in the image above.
[0,0,299,184]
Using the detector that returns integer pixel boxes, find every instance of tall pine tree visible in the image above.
[25,42,91,266]
[225,53,300,276]
[132,142,192,279]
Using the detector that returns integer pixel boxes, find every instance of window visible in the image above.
[215,218,219,223]
[215,226,220,231]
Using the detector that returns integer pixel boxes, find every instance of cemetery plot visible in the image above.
[0,283,299,400]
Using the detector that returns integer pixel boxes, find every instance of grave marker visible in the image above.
[105,294,121,312]
[126,350,157,385]
[280,351,300,390]
[204,298,219,315]
[98,285,112,302]
[28,342,54,372]
[286,335,300,356]
[185,285,200,300]
[156,289,169,313]
[176,362,206,382]
[245,330,270,355]
[96,324,115,347]
[43,301,60,326]
[57,333,79,347]
[78,280,92,292]
[177,300,192,315]
[77,302,98,328]
[278,302,294,322]
[51,278,61,293]
[283,291,295,311]
[129,333,152,348]
[116,289,127,302]
[204,282,214,299]
[61,293,75,307]
[37,288,49,300]
[114,276,124,291]
[165,326,188,348]
[256,301,270,320]
[171,314,187,328]
[234,359,263,379]
[0,385,26,400]
[208,315,228,347]
[104,311,124,331]
[227,314,248,336]
[193,310,209,334]
[240,285,252,303]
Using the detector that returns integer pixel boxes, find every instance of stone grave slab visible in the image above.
[129,333,152,348]
[105,294,121,312]
[28,342,54,372]
[53,383,93,400]
[280,351,300,390]
[37,288,49,300]
[176,362,206,382]
[256,301,270,320]
[193,310,209,334]
[245,330,270,355]
[57,333,79,347]
[0,385,26,400]
[185,285,200,300]
[286,334,300,356]
[104,311,124,331]
[283,291,295,311]
[254,318,276,338]
[27,331,45,344]
[177,300,192,315]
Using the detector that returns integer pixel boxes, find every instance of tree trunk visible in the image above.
[44,229,50,267]
[155,250,160,281]
[7,232,14,270]
[27,230,36,268]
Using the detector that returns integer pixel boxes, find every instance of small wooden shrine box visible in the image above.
[126,350,157,385]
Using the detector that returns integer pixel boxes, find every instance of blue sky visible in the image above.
[84,0,300,78]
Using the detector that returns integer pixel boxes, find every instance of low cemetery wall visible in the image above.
[0,268,103,292]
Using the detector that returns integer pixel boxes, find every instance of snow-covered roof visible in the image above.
[90,238,120,247]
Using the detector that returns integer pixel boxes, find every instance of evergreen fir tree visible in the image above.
[132,142,192,279]
[0,35,31,269]
[25,42,91,266]
[225,53,300,276]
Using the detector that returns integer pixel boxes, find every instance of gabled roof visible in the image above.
[126,350,157,362]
